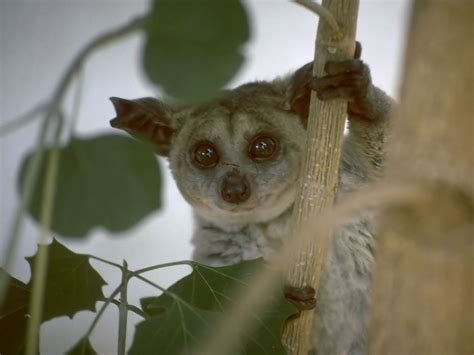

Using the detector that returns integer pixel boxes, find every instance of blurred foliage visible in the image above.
[19,135,162,238]
[143,0,250,103]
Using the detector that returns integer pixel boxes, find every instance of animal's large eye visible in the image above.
[248,134,278,161]
[192,141,219,168]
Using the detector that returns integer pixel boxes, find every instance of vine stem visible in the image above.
[0,14,147,308]
[134,260,194,274]
[89,255,124,269]
[118,261,129,355]
[25,115,63,355]
[85,285,122,338]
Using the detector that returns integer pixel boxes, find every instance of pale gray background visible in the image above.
[0,0,410,353]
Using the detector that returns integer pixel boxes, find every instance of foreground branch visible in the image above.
[282,1,359,353]
[369,1,474,354]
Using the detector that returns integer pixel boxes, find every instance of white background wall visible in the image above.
[0,1,410,353]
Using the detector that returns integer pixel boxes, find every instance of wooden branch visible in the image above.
[282,0,359,353]
[369,1,474,354]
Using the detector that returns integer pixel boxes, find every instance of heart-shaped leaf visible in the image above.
[143,0,250,102]
[19,134,162,238]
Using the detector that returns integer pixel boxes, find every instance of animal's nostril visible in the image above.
[221,174,250,204]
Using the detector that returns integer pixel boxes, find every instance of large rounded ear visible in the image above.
[287,62,313,129]
[109,97,174,156]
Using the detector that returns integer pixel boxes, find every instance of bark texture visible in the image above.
[282,0,359,353]
[369,1,474,354]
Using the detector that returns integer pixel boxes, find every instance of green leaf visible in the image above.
[132,259,297,354]
[0,240,106,354]
[26,239,107,321]
[0,269,30,355]
[143,0,250,103]
[66,337,97,355]
[19,134,162,238]
[130,303,218,355]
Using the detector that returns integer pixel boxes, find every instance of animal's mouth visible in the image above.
[218,202,257,213]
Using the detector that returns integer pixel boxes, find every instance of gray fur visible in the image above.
[110,61,394,355]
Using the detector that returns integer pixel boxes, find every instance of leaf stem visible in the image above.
[85,285,122,338]
[89,255,124,269]
[129,272,189,306]
[25,115,63,355]
[134,260,194,275]
[118,260,129,355]
[110,299,148,319]
[66,67,85,140]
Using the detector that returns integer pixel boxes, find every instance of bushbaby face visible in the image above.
[168,90,306,226]
[110,72,312,227]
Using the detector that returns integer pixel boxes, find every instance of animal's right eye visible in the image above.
[192,141,220,168]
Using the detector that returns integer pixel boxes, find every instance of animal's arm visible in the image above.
[311,59,396,177]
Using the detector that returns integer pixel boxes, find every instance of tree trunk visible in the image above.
[282,1,359,353]
[369,1,474,354]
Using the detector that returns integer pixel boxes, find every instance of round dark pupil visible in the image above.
[196,145,216,164]
[254,138,273,156]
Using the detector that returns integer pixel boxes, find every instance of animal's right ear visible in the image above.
[109,97,174,156]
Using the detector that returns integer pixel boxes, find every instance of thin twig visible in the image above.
[25,114,63,355]
[85,285,122,338]
[293,0,343,38]
[89,255,124,269]
[66,67,85,139]
[134,260,194,275]
[118,260,129,355]
[110,299,149,319]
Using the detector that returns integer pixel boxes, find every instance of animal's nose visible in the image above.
[221,172,250,204]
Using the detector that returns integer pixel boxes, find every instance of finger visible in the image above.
[316,86,359,101]
[325,59,364,75]
[310,73,359,91]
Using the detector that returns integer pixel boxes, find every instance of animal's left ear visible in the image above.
[287,62,313,128]
[109,97,174,156]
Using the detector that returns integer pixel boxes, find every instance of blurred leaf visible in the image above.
[133,259,297,354]
[19,134,162,238]
[0,269,30,355]
[143,0,250,102]
[26,239,107,321]
[66,337,97,355]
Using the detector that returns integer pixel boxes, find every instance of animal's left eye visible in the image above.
[248,134,278,161]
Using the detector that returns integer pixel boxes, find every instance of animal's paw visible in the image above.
[284,285,316,311]
[310,59,371,106]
